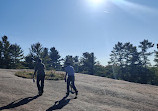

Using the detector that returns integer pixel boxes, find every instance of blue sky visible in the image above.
[0,0,158,66]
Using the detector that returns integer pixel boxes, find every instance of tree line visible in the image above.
[108,40,158,85]
[0,35,158,85]
[0,36,96,74]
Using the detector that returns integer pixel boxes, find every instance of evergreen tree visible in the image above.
[139,39,154,67]
[41,47,51,69]
[49,47,61,70]
[10,44,24,68]
[74,56,79,73]
[109,42,142,81]
[154,44,158,66]
[30,42,43,61]
[64,55,74,67]
[1,36,12,68]
[0,40,3,68]
[24,54,34,69]
[25,42,43,68]
[80,52,96,74]
[109,42,124,67]
[109,42,125,79]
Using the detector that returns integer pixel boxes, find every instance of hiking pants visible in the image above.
[37,75,45,93]
[67,76,77,93]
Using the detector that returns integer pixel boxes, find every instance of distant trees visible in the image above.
[63,55,74,67]
[30,42,43,59]
[1,35,158,86]
[154,44,158,67]
[0,40,3,68]
[2,36,12,68]
[24,43,62,70]
[41,48,50,69]
[139,40,154,67]
[10,44,24,68]
[24,42,43,69]
[49,47,61,70]
[80,52,96,74]
[0,36,24,68]
[25,54,34,69]
[108,39,158,85]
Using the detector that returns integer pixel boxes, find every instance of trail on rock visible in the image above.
[1,69,158,111]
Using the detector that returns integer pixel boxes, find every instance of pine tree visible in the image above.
[1,36,12,68]
[10,44,24,68]
[25,54,34,69]
[80,52,96,74]
[41,47,51,69]
[30,42,43,61]
[49,47,61,70]
[139,39,154,67]
[0,40,3,68]
[154,44,158,66]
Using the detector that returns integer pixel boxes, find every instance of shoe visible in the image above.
[66,92,69,96]
[75,91,78,96]
[74,96,77,99]
[38,91,42,96]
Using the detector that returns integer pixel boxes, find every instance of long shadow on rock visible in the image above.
[46,95,72,111]
[0,95,40,110]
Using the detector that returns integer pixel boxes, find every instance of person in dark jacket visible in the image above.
[33,59,45,96]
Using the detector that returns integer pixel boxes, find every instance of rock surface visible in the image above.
[0,69,158,111]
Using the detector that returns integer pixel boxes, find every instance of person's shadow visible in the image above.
[0,95,40,110]
[46,95,71,111]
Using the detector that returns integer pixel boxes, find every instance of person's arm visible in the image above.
[33,67,37,82]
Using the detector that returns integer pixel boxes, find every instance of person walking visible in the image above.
[65,62,78,99]
[33,58,45,96]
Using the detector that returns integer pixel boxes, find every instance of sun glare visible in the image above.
[86,0,107,9]
[91,0,104,4]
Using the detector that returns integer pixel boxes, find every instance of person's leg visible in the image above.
[70,81,73,93]
[71,76,78,96]
[71,81,77,93]
[66,77,70,95]
[36,76,40,93]
[41,75,45,93]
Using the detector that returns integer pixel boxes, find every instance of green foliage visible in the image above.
[10,44,24,68]
[0,36,24,69]
[30,42,43,59]
[80,52,96,74]
[108,40,158,85]
[1,36,12,68]
[154,50,158,67]
[0,41,3,68]
[139,39,154,67]
[49,47,61,70]
[24,54,35,69]
[1,35,158,86]
[41,47,51,69]
[94,64,109,77]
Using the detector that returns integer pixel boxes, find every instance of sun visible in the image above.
[91,0,104,4]
[86,0,107,8]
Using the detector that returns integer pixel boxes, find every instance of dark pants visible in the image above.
[67,76,77,93]
[37,75,45,93]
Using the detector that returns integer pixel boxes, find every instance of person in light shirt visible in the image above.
[65,62,78,99]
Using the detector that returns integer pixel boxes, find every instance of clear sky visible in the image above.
[0,0,158,66]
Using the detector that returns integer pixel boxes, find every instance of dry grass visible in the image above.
[15,70,65,80]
